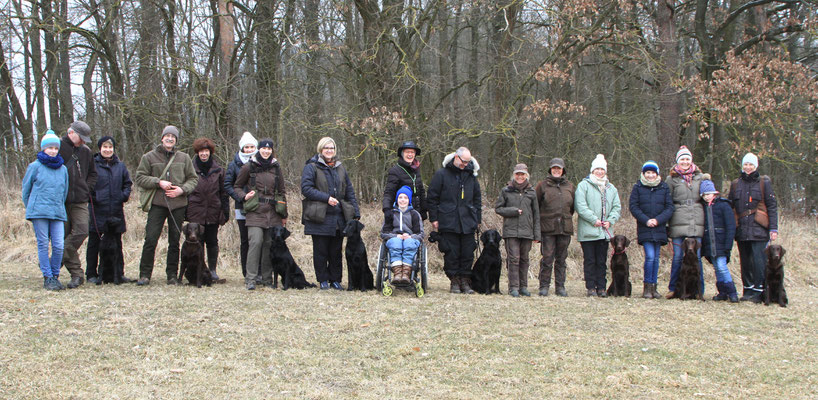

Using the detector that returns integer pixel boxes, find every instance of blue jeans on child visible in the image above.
[32,218,64,278]
[642,241,662,284]
[386,237,420,265]
[712,256,737,295]
[668,236,704,294]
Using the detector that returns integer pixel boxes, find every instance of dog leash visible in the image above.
[164,193,184,235]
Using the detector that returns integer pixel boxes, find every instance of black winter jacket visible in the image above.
[427,154,481,234]
[629,180,674,245]
[300,155,360,236]
[59,136,97,204]
[729,171,778,241]
[702,197,736,263]
[89,154,131,233]
[224,152,248,211]
[382,158,427,220]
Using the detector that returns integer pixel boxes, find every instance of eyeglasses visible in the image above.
[323,147,336,150]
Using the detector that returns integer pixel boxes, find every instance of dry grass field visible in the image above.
[1,182,817,399]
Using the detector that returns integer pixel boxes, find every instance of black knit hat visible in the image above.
[97,135,116,149]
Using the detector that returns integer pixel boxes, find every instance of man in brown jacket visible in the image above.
[134,125,198,285]
[534,158,575,296]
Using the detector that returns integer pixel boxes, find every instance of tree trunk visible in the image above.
[654,0,682,171]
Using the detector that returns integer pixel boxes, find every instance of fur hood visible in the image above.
[442,153,479,177]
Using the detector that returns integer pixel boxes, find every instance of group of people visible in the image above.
[22,122,778,303]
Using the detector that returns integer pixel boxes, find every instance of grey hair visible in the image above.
[455,147,470,157]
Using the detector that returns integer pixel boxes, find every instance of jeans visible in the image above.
[642,241,662,284]
[737,240,767,294]
[669,236,704,293]
[32,219,64,278]
[386,237,420,265]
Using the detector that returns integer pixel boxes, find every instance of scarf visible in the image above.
[253,154,277,172]
[741,170,760,182]
[588,174,608,192]
[37,151,64,169]
[673,163,697,186]
[510,179,530,192]
[323,156,336,168]
[238,150,255,165]
[195,156,213,174]
[640,173,661,187]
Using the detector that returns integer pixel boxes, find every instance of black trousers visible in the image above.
[202,223,219,270]
[139,205,186,280]
[86,232,125,279]
[440,232,477,278]
[312,233,344,283]
[737,240,767,294]
[237,219,249,277]
[581,239,609,290]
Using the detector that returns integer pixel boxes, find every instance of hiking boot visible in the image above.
[167,277,179,285]
[729,293,739,303]
[209,269,220,281]
[402,264,414,283]
[739,292,756,302]
[120,276,135,284]
[586,289,597,297]
[330,282,343,290]
[66,276,84,289]
[44,277,62,291]
[652,285,662,299]
[449,277,461,294]
[538,287,550,297]
[137,277,150,286]
[246,280,256,290]
[643,283,652,299]
[87,276,102,285]
[460,277,475,294]
[555,287,567,297]
[747,292,763,304]
[665,291,675,299]
[510,289,520,297]
[519,288,531,297]
[712,293,729,301]
[391,266,405,284]
[320,281,329,290]
[597,289,607,298]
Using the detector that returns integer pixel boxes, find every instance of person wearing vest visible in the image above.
[665,145,705,298]
[495,163,541,297]
[224,131,258,279]
[187,138,230,282]
[575,154,621,297]
[134,125,199,286]
[382,141,427,220]
[301,137,360,290]
[728,152,779,303]
[534,158,575,297]
[59,120,98,289]
[234,139,287,290]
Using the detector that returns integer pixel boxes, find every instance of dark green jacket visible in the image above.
[495,182,541,241]
[134,145,198,211]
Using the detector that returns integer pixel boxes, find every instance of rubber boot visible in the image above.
[450,276,461,294]
[207,245,220,281]
[643,283,652,299]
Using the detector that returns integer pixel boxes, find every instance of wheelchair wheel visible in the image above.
[419,244,428,291]
[415,281,424,298]
[375,242,388,292]
[382,283,393,297]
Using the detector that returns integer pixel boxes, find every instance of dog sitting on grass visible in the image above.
[178,222,213,288]
[674,238,702,300]
[763,245,788,307]
[270,226,316,290]
[471,229,503,295]
[606,235,632,297]
[343,220,374,291]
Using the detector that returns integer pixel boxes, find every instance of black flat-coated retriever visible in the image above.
[342,220,374,291]
[178,222,213,288]
[471,229,503,295]
[606,235,632,297]
[764,245,788,307]
[270,226,316,290]
[674,238,702,300]
[98,217,123,284]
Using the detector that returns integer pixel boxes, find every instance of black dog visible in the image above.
[471,229,503,295]
[428,231,452,254]
[178,222,213,288]
[98,217,124,284]
[342,220,374,291]
[763,245,788,307]
[269,226,316,290]
[674,238,702,300]
[606,235,632,297]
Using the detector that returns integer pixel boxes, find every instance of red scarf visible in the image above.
[673,163,697,186]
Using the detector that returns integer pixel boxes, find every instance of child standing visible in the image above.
[700,178,739,302]
[22,131,69,291]
[381,186,423,284]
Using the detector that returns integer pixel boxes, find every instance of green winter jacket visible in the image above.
[494,182,541,241]
[574,176,621,242]
[134,145,198,211]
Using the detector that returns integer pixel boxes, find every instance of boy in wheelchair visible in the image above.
[380,186,424,284]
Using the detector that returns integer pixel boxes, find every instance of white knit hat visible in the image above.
[238,131,258,150]
[590,154,607,173]
[742,152,759,169]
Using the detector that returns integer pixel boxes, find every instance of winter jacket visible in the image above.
[300,154,360,236]
[224,152,248,211]
[666,168,705,238]
[427,153,482,235]
[22,159,69,221]
[233,155,287,229]
[628,180,674,245]
[89,154,132,233]
[494,182,541,241]
[728,171,778,241]
[382,158,427,220]
[702,197,736,263]
[535,175,575,236]
[380,206,424,241]
[134,145,198,211]
[58,136,97,204]
[574,176,621,242]
[187,157,229,226]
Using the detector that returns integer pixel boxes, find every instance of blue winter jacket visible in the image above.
[702,197,736,263]
[224,152,248,210]
[89,153,132,233]
[629,180,674,245]
[22,160,69,221]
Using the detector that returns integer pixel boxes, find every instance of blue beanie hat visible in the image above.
[699,179,718,196]
[642,160,659,174]
[40,130,60,150]
[396,185,413,206]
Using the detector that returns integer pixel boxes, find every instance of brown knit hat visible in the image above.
[193,137,216,153]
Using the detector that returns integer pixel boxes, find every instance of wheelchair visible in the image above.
[375,240,428,297]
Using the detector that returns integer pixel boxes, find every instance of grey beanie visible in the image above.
[161,125,180,139]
